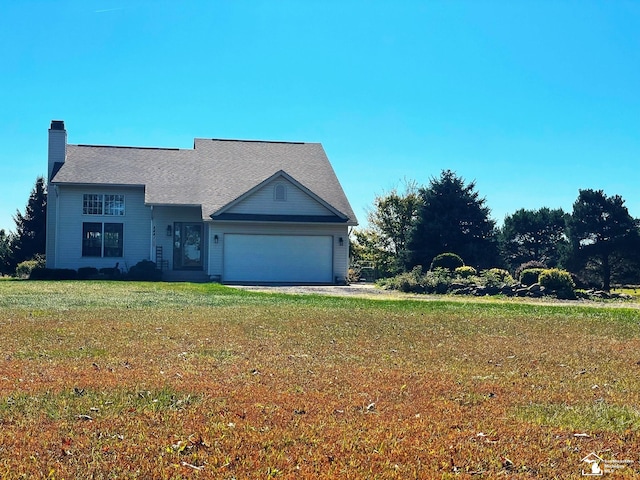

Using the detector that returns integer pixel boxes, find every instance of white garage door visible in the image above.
[223,234,333,283]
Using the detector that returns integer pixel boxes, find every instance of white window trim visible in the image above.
[83,193,126,216]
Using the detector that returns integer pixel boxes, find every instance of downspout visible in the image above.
[150,205,154,261]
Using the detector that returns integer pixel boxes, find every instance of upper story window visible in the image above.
[83,194,125,216]
[104,195,125,216]
[83,194,103,215]
[274,184,286,202]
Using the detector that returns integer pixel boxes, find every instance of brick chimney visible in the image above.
[48,120,67,183]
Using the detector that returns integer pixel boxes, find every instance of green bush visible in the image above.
[424,268,453,294]
[377,266,425,293]
[127,260,162,281]
[539,268,576,299]
[16,260,40,279]
[520,268,545,286]
[455,266,477,278]
[430,253,464,271]
[514,260,547,281]
[486,268,514,284]
[477,268,515,291]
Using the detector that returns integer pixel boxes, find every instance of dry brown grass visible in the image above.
[1,281,639,478]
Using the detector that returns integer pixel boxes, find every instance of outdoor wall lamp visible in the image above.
[339,237,344,246]
[166,225,172,237]
[214,235,219,244]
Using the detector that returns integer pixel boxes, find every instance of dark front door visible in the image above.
[173,222,203,270]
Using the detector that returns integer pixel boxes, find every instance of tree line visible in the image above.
[352,170,640,291]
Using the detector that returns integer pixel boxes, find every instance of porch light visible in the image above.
[166,225,172,237]
[214,235,219,244]
[339,237,344,246]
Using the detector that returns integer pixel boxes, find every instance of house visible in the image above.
[46,120,358,283]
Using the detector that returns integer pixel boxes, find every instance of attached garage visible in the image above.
[223,234,334,283]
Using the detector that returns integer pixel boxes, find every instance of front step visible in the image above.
[161,270,212,283]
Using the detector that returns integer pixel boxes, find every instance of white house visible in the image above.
[46,121,358,283]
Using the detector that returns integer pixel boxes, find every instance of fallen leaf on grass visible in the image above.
[181,461,205,471]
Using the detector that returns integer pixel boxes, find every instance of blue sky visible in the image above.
[2,0,639,233]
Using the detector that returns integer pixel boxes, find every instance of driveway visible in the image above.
[229,283,398,298]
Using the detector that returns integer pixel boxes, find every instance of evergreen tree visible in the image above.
[567,189,639,290]
[499,207,569,272]
[406,170,498,269]
[12,177,47,265]
[0,229,14,275]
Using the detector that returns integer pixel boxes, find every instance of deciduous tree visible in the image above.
[352,180,421,276]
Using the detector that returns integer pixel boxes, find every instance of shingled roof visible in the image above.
[51,138,358,225]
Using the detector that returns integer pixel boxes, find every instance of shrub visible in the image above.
[477,268,515,292]
[424,268,453,294]
[430,253,464,271]
[15,256,46,278]
[514,260,547,281]
[377,266,426,293]
[486,268,514,284]
[455,266,477,278]
[16,260,40,279]
[348,265,361,284]
[520,268,545,286]
[539,268,576,299]
[100,267,122,279]
[29,268,77,280]
[78,267,99,280]
[127,260,162,281]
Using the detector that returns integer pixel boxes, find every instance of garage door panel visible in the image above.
[224,234,333,283]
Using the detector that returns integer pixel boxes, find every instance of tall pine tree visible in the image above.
[0,229,14,275]
[406,170,498,269]
[12,177,47,265]
[567,189,639,290]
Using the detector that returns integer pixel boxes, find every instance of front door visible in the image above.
[173,222,203,270]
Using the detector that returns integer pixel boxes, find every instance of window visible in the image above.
[274,184,286,201]
[82,222,123,257]
[83,194,125,215]
[83,194,103,215]
[104,223,124,257]
[82,222,103,256]
[104,195,125,216]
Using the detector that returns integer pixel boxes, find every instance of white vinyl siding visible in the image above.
[223,234,333,283]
